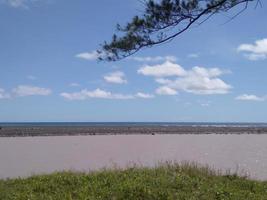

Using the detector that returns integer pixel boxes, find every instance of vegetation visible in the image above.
[1,163,267,200]
[99,0,260,61]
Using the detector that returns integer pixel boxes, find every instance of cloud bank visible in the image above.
[104,71,127,84]
[60,88,154,100]
[75,51,100,61]
[238,38,267,61]
[2,0,42,8]
[12,85,52,97]
[138,61,231,95]
[235,94,266,102]
[0,88,10,99]
[156,86,178,95]
[60,89,133,100]
[135,92,154,99]
[129,56,177,63]
[138,61,186,77]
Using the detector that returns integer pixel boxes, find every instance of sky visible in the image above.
[0,0,267,122]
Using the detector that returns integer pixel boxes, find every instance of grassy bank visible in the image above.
[1,163,267,200]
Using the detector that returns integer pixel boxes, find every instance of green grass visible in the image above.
[1,163,267,200]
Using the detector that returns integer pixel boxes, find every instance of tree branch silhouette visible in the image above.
[99,0,259,61]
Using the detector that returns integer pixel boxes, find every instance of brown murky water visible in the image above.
[0,134,267,180]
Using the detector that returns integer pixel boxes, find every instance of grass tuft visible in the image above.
[0,163,267,200]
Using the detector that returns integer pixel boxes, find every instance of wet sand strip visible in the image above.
[1,126,267,137]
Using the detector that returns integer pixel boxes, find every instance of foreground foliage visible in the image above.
[99,0,259,61]
[0,163,267,200]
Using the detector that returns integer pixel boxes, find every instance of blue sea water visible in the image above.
[0,122,267,127]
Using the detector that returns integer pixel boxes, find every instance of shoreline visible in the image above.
[1,126,267,137]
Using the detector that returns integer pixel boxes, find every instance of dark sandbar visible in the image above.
[1,126,267,137]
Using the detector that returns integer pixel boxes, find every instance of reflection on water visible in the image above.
[0,134,267,180]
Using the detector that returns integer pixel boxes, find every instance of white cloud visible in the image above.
[60,88,134,100]
[3,0,25,7]
[237,38,267,61]
[130,56,177,62]
[104,71,127,84]
[61,89,156,101]
[198,101,211,107]
[245,54,267,61]
[2,0,41,8]
[200,103,210,107]
[135,92,154,99]
[187,53,199,58]
[75,50,113,61]
[235,94,265,102]
[167,67,231,95]
[0,88,10,99]
[13,85,52,97]
[156,86,178,95]
[138,61,231,95]
[75,51,100,61]
[155,78,173,84]
[191,66,224,77]
[27,75,37,80]
[69,83,80,87]
[138,61,186,77]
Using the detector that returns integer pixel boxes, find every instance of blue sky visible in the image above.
[0,0,267,122]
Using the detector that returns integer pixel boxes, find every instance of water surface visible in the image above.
[1,122,267,127]
[0,134,266,180]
